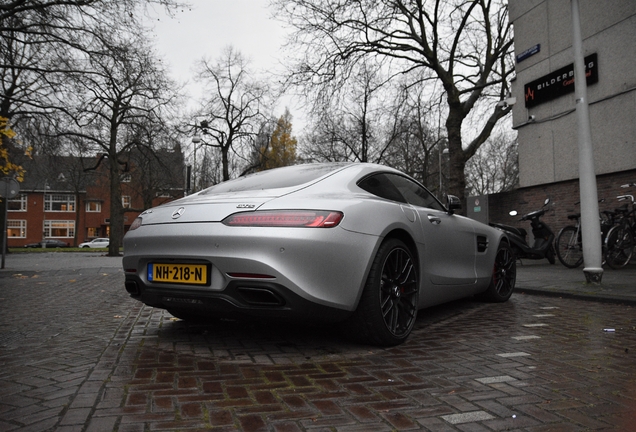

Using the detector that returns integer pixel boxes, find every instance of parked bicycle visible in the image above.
[555,200,613,268]
[605,188,635,269]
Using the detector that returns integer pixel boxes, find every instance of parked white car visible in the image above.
[79,238,110,248]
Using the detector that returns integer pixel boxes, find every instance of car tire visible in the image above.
[345,238,419,347]
[481,242,516,302]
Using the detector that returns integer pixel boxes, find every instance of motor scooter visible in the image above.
[489,198,556,264]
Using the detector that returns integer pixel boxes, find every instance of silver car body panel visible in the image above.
[123,162,507,317]
[124,222,378,310]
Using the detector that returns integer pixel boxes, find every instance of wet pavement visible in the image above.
[0,253,635,431]
[515,260,636,305]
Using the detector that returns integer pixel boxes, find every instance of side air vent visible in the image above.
[477,236,489,253]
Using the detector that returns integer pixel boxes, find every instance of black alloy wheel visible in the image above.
[482,242,516,302]
[346,238,419,346]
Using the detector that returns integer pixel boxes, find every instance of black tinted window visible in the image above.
[388,174,444,210]
[358,173,407,203]
[358,173,444,210]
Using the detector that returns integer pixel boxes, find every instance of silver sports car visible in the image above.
[123,162,515,346]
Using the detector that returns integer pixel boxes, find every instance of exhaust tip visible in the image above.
[237,287,285,306]
[125,280,140,296]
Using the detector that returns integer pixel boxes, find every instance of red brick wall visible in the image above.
[488,169,636,235]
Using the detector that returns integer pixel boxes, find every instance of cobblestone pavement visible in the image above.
[1,255,635,431]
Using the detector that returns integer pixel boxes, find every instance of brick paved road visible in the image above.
[1,265,635,431]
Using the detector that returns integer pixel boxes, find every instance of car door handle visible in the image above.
[427,215,442,225]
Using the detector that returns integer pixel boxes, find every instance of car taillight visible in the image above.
[129,217,142,231]
[222,210,343,228]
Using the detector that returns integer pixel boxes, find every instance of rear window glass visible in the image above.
[199,163,350,194]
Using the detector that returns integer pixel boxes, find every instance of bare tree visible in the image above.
[465,131,518,196]
[1,1,103,22]
[273,0,514,206]
[301,60,411,165]
[0,0,184,116]
[52,33,177,256]
[0,0,185,255]
[192,47,269,182]
[126,122,185,210]
[382,80,444,192]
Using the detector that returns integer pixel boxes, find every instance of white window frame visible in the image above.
[8,194,27,212]
[122,195,131,208]
[44,194,76,212]
[121,173,132,183]
[43,220,75,238]
[86,201,102,212]
[7,220,26,238]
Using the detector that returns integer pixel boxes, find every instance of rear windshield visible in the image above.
[199,163,350,194]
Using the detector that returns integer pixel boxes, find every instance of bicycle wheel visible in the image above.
[555,225,583,268]
[605,225,634,269]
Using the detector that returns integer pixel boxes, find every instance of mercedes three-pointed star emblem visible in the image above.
[171,207,186,219]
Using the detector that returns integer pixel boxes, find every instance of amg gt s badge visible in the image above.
[171,207,186,219]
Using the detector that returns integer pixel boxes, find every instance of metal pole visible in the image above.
[192,137,200,193]
[42,180,47,248]
[438,144,442,196]
[571,0,603,283]
[1,198,6,269]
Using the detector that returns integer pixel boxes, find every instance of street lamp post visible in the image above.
[191,136,200,193]
[42,179,48,248]
[439,147,449,198]
[0,177,20,269]
[571,0,603,283]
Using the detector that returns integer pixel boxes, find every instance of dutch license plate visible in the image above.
[148,263,209,285]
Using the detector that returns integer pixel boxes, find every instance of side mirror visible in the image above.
[446,194,462,214]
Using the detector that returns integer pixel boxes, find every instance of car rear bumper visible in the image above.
[122,222,381,318]
[124,274,352,322]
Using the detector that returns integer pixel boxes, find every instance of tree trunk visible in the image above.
[74,191,81,247]
[445,107,469,213]
[222,146,230,182]
[108,117,123,256]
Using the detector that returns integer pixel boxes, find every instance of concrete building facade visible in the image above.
[509,0,636,187]
[487,0,636,235]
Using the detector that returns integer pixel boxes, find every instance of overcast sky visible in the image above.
[144,0,303,128]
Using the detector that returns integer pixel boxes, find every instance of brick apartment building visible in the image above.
[5,147,185,248]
